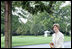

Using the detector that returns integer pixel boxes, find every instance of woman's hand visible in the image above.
[49,43,55,48]
[50,45,55,48]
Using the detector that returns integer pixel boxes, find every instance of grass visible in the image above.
[1,35,71,48]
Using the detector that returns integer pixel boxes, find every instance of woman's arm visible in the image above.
[50,34,55,48]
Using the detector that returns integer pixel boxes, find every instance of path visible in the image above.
[13,41,71,48]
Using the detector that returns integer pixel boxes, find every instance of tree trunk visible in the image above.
[4,1,12,48]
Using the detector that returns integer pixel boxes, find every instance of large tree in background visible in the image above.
[4,1,12,48]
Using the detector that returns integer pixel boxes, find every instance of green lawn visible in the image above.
[1,35,71,48]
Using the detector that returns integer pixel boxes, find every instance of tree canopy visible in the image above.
[1,1,71,36]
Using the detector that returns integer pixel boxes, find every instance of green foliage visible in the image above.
[16,22,30,35]
[1,1,71,35]
[1,34,3,37]
[1,2,4,34]
[12,1,57,14]
[30,14,44,36]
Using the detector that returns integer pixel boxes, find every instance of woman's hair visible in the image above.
[53,23,60,30]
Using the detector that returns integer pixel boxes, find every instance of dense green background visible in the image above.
[1,1,71,36]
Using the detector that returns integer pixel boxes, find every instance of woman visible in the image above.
[50,24,64,48]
